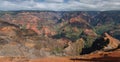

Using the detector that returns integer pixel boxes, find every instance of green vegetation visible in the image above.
[53,47,64,53]
[53,24,83,41]
[84,36,96,48]
[65,28,83,41]
[20,24,26,29]
[95,22,115,35]
[73,39,84,55]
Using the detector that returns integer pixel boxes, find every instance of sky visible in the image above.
[0,0,120,11]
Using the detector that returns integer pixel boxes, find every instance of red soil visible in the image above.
[0,49,120,62]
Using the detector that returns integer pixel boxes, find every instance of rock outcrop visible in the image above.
[83,29,97,37]
[64,38,84,56]
[103,33,120,51]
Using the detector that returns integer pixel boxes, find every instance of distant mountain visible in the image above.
[0,11,120,39]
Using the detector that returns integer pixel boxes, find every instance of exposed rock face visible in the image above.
[57,38,70,46]
[40,26,56,37]
[69,16,91,28]
[0,11,120,59]
[64,38,84,56]
[0,26,17,37]
[103,33,120,51]
[0,26,19,45]
[26,22,40,35]
[81,33,120,54]
[0,21,62,58]
[83,29,97,37]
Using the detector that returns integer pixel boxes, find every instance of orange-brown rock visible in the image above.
[26,23,41,35]
[69,16,87,24]
[40,26,56,37]
[0,26,17,37]
[72,27,79,32]
[103,33,120,51]
[57,38,71,46]
[64,38,84,56]
[83,29,97,37]
[25,42,35,48]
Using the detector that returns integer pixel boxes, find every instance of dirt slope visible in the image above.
[0,49,120,62]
